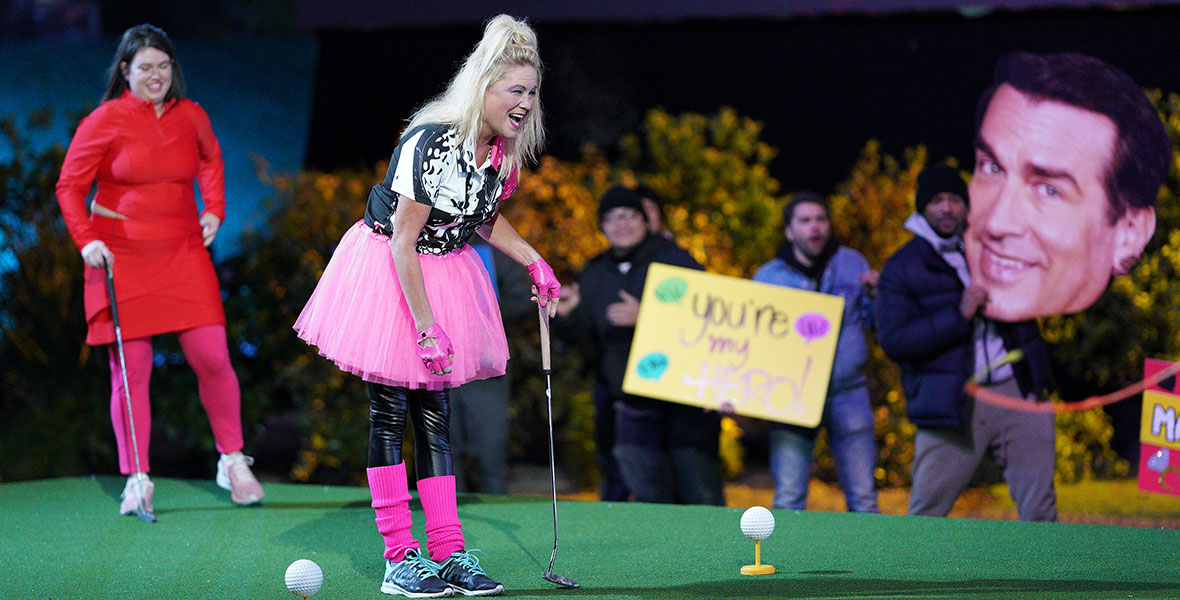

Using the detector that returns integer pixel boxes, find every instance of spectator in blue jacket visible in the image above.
[752,192,880,513]
[875,163,1056,521]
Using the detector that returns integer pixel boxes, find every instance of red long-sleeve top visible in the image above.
[56,90,227,345]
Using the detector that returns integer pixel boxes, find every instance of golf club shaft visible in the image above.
[105,262,152,519]
[538,305,560,572]
[546,369,560,571]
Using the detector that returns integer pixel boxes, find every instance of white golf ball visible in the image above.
[740,505,775,541]
[285,559,323,597]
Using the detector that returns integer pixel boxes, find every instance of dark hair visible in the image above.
[782,191,829,227]
[102,24,186,103]
[975,51,1170,221]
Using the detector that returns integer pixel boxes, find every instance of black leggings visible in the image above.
[367,382,453,479]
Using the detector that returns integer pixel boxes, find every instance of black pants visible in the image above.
[368,382,453,479]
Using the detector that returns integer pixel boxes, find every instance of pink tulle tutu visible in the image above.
[294,221,509,390]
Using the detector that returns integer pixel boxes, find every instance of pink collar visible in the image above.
[487,136,506,169]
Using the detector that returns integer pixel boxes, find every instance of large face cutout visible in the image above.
[965,84,1155,322]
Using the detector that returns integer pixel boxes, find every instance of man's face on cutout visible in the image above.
[965,84,1155,322]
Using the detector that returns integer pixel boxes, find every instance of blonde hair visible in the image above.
[405,14,545,182]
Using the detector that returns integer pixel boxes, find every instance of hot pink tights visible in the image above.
[108,324,243,474]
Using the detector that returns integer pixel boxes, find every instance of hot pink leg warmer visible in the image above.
[368,463,417,561]
[418,475,465,561]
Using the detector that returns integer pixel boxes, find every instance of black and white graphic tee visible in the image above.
[364,123,509,255]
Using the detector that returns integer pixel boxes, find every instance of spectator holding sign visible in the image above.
[880,51,1171,522]
[876,163,1055,521]
[556,185,724,505]
[752,192,880,513]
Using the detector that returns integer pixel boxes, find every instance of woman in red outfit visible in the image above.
[56,24,263,516]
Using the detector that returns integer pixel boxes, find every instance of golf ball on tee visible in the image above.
[741,506,775,540]
[285,559,323,597]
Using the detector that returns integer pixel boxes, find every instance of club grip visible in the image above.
[538,303,551,371]
[104,262,120,325]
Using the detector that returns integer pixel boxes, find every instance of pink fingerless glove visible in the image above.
[527,259,561,306]
[417,323,454,374]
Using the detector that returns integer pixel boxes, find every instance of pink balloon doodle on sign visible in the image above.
[795,313,830,345]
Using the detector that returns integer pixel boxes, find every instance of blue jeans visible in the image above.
[769,385,879,512]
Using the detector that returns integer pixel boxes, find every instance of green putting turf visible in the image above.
[1,476,1178,599]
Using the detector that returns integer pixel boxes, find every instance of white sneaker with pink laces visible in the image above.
[216,451,265,505]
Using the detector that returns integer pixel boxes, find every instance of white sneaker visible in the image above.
[119,474,155,516]
[216,452,265,505]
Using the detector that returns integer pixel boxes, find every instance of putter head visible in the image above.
[135,507,157,523]
[543,571,578,588]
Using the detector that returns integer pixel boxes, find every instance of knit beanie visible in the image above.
[597,186,648,224]
[915,164,968,212]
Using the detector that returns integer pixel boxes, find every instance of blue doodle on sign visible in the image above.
[1148,447,1170,473]
[637,352,670,381]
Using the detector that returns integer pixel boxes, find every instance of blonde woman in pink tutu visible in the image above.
[294,15,559,598]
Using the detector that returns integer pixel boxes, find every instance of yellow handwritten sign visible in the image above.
[621,263,844,427]
[1141,389,1180,450]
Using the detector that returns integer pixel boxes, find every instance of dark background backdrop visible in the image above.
[303,6,1180,196]
[4,0,1176,479]
[11,1,1180,198]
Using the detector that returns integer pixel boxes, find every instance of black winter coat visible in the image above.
[560,234,703,402]
[875,236,1051,428]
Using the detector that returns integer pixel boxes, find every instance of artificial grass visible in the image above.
[1,476,1178,599]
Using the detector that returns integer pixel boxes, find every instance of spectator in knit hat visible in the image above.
[555,185,724,505]
[876,161,1056,522]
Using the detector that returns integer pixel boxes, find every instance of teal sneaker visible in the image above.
[381,548,453,598]
[436,550,504,596]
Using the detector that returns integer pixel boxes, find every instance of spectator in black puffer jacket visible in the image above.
[876,164,1055,522]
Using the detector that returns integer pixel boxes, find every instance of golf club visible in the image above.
[105,261,156,523]
[537,304,578,589]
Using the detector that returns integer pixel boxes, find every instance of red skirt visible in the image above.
[83,228,224,346]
